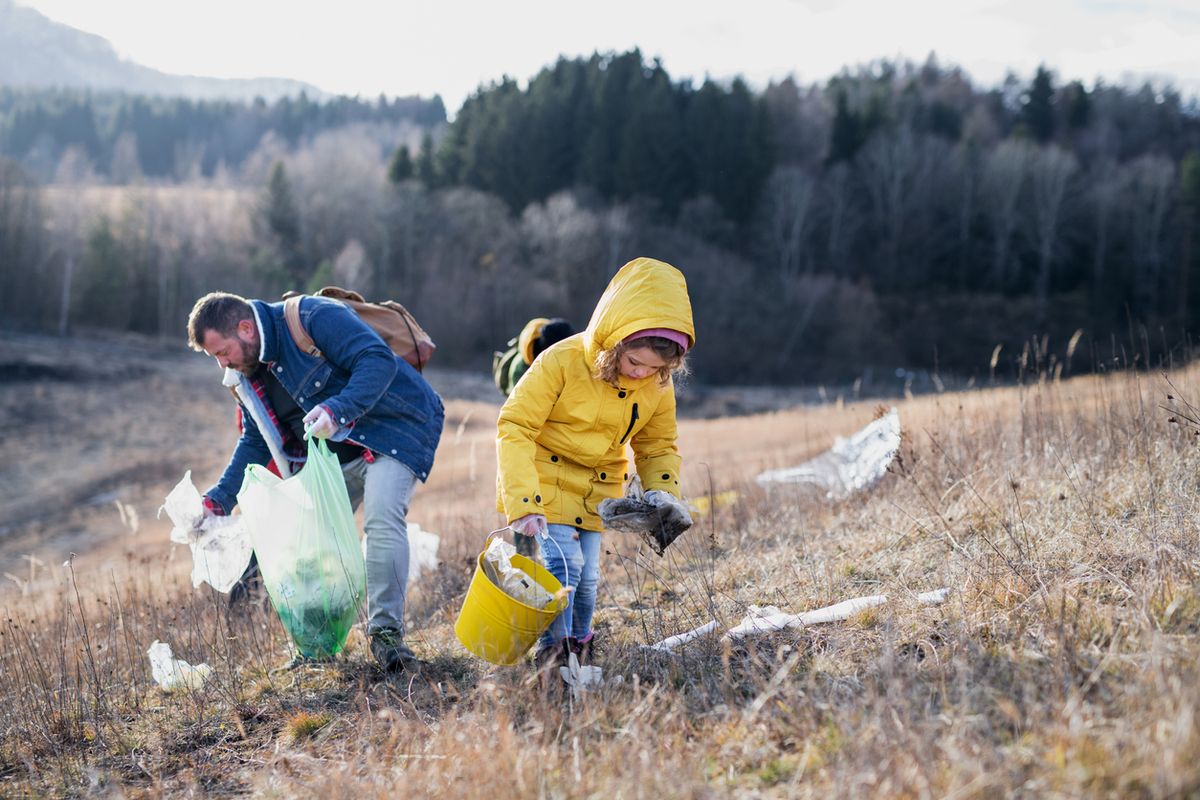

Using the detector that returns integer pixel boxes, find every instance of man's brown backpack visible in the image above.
[281,287,436,372]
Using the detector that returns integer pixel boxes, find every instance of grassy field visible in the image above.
[1,332,1199,797]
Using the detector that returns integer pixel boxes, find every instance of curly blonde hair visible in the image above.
[594,336,689,387]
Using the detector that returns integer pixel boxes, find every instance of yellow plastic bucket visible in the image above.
[454,541,568,666]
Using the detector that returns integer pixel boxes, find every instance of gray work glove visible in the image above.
[599,487,692,556]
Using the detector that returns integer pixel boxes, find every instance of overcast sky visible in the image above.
[16,0,1200,114]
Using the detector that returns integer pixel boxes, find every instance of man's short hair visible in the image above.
[187,292,253,352]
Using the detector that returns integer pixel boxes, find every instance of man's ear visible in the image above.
[236,318,256,340]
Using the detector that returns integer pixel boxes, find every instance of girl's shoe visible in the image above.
[568,632,595,665]
[532,639,570,693]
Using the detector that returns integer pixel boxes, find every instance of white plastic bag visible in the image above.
[482,537,554,608]
[756,409,902,498]
[407,522,440,584]
[147,640,212,691]
[159,471,254,593]
[363,521,440,585]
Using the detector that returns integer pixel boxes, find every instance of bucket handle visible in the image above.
[491,523,573,637]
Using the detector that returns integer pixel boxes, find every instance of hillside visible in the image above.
[0,0,322,100]
[1,333,1198,796]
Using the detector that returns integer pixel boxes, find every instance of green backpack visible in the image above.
[492,337,529,397]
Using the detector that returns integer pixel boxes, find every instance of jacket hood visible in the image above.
[518,317,550,365]
[583,258,695,363]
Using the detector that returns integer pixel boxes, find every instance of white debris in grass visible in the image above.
[755,408,902,498]
[643,587,952,651]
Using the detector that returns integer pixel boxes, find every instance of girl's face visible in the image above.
[618,346,668,380]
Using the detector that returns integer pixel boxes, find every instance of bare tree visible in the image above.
[109,132,143,185]
[981,139,1030,289]
[858,126,938,287]
[1125,155,1175,316]
[1088,159,1124,291]
[821,162,857,274]
[1028,145,1078,309]
[757,165,816,281]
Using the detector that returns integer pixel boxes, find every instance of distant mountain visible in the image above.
[0,0,325,101]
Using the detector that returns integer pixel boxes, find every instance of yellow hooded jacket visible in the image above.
[496,257,696,531]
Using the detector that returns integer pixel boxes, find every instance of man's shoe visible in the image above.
[370,629,421,673]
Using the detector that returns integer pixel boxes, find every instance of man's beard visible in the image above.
[235,338,262,376]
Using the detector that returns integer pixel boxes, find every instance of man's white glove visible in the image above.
[302,405,337,439]
[511,513,548,538]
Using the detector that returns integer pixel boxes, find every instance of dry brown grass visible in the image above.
[2,338,1200,797]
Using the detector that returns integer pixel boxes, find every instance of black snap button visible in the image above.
[618,391,626,398]
[575,517,583,524]
[624,473,628,480]
[662,473,670,480]
[522,497,529,503]
[600,472,606,480]
[535,495,541,502]
[551,455,558,462]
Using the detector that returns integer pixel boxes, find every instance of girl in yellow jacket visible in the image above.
[496,257,695,667]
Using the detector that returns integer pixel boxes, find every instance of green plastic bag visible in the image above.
[237,438,365,659]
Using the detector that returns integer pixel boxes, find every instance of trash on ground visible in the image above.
[724,586,951,640]
[158,471,253,593]
[644,619,721,653]
[644,587,951,650]
[147,640,212,691]
[599,476,693,555]
[365,521,438,584]
[482,536,556,607]
[690,490,739,516]
[755,408,902,499]
[559,651,606,700]
[408,522,440,583]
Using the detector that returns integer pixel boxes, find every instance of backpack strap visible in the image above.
[283,295,323,359]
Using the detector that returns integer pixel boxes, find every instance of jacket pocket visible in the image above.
[297,362,335,405]
[582,464,624,516]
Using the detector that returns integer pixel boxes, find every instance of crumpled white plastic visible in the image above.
[644,588,951,650]
[158,471,254,593]
[482,536,555,608]
[724,588,951,640]
[755,408,902,499]
[407,523,440,584]
[147,640,212,691]
[558,651,610,700]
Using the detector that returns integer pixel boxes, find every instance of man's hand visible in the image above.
[511,513,548,538]
[303,405,337,439]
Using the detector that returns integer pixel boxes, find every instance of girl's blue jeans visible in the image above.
[538,524,601,649]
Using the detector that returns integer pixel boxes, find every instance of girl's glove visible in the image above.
[511,513,548,537]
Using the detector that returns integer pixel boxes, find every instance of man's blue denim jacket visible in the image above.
[204,297,444,512]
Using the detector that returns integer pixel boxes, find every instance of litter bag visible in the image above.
[159,471,254,593]
[599,476,693,556]
[237,438,365,659]
[482,536,554,608]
